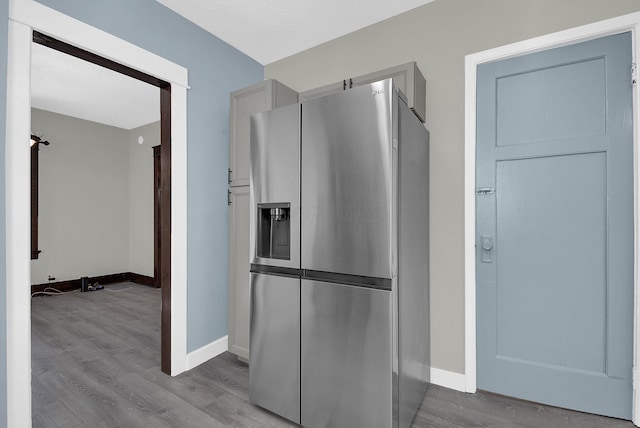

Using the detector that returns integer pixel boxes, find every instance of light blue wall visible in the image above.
[0,1,260,423]
[32,0,263,351]
[0,0,8,425]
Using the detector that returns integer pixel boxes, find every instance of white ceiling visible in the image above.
[30,43,160,131]
[30,0,434,130]
[156,0,435,65]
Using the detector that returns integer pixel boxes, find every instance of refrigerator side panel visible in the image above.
[249,273,301,424]
[250,104,301,269]
[301,279,392,428]
[397,100,430,428]
[301,80,394,279]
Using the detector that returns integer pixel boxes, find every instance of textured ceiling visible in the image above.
[156,0,436,65]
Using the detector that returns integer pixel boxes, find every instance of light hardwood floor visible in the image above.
[31,282,636,428]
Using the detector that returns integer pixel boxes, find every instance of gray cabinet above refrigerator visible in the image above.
[229,79,298,187]
[298,62,426,123]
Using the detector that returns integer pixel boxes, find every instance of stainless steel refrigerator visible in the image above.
[248,78,429,428]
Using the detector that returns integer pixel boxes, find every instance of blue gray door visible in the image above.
[476,32,633,419]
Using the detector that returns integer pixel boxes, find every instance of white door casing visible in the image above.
[6,1,189,427]
[465,11,640,425]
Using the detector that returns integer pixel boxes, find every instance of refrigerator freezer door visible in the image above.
[250,104,301,269]
[249,273,300,424]
[301,279,392,428]
[302,80,396,279]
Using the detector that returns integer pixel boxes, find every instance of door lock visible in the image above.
[481,236,493,263]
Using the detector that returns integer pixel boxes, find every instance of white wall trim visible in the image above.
[9,0,188,88]
[6,1,189,425]
[464,11,640,424]
[5,20,34,428]
[170,86,188,376]
[186,336,229,370]
[430,367,466,393]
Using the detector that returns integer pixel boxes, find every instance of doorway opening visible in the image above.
[6,10,189,424]
[30,31,173,373]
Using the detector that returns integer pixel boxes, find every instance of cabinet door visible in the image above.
[351,62,426,123]
[229,80,297,186]
[229,82,273,187]
[228,186,251,359]
[298,80,345,103]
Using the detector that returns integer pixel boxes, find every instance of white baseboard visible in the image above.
[430,367,467,392]
[186,335,228,370]
[186,340,467,394]
[186,338,466,393]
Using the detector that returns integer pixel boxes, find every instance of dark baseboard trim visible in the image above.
[32,278,81,293]
[128,272,156,288]
[32,272,156,293]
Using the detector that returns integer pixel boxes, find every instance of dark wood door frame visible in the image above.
[153,145,161,289]
[30,142,41,260]
[159,89,172,373]
[33,31,173,374]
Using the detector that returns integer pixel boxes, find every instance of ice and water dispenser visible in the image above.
[256,203,291,260]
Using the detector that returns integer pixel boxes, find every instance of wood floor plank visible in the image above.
[36,365,135,427]
[31,376,61,417]
[193,352,250,401]
[32,282,638,428]
[31,400,85,428]
[107,372,221,428]
[138,365,227,409]
[201,391,298,428]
